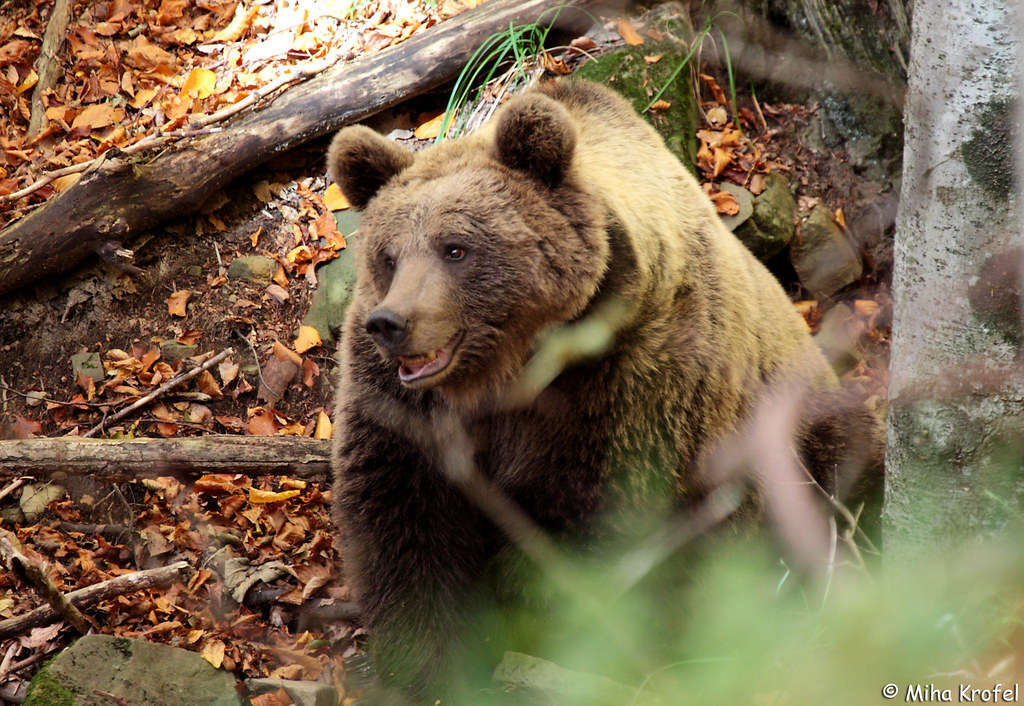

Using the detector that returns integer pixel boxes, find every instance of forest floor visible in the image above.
[0,0,895,702]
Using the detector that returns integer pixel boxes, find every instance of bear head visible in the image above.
[328,92,610,405]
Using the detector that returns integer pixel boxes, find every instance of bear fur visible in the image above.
[327,79,880,704]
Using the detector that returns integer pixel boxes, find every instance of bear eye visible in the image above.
[383,254,396,272]
[444,245,466,262]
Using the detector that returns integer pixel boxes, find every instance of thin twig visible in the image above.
[0,537,94,635]
[83,348,233,438]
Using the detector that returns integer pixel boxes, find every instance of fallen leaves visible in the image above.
[0,0,451,222]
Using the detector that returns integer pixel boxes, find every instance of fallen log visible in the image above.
[0,435,330,483]
[0,0,602,295]
[0,561,190,640]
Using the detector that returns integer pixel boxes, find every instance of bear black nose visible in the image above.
[365,309,409,349]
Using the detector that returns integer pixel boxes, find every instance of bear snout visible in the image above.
[365,309,410,350]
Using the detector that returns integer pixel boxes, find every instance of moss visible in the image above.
[23,665,76,706]
[572,43,700,176]
[962,98,1018,200]
[113,637,134,658]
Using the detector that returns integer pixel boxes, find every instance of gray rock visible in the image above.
[791,205,863,298]
[159,341,198,361]
[733,173,797,261]
[301,209,361,347]
[20,483,64,523]
[245,678,337,706]
[227,255,279,285]
[24,635,243,706]
[718,182,755,232]
[70,352,104,382]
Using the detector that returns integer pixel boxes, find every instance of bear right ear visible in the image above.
[327,125,415,210]
[493,93,577,188]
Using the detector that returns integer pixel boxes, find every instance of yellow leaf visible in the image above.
[323,183,350,211]
[181,68,216,100]
[53,174,81,192]
[133,87,159,109]
[314,409,332,439]
[167,289,190,317]
[16,69,38,94]
[415,112,446,140]
[294,325,322,354]
[248,487,301,504]
[201,640,225,669]
[835,207,847,229]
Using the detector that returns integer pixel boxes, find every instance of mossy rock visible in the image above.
[300,209,361,347]
[572,11,699,175]
[732,173,797,261]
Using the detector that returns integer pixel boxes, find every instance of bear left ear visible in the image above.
[327,125,415,210]
[492,93,577,188]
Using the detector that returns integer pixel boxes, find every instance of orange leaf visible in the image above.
[167,289,190,317]
[649,99,671,111]
[294,325,322,354]
[248,488,301,504]
[248,408,280,436]
[415,112,446,140]
[314,409,332,439]
[709,190,740,215]
[617,18,644,45]
[323,183,350,211]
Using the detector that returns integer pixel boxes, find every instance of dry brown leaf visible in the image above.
[709,190,740,216]
[167,289,190,317]
[197,369,223,398]
[248,408,280,435]
[649,99,671,111]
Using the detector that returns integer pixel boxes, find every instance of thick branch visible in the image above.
[0,561,190,640]
[0,435,330,482]
[0,0,602,295]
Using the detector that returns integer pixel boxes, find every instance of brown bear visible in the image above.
[327,79,879,704]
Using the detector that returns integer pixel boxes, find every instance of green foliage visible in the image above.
[470,535,1024,705]
[436,4,582,143]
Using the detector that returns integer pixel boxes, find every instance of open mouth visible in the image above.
[398,331,464,384]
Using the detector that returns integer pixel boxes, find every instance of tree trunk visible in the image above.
[884,0,1023,563]
[0,0,600,295]
[0,435,330,483]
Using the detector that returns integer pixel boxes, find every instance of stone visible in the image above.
[70,352,104,383]
[717,182,755,232]
[733,173,797,262]
[159,340,198,361]
[20,483,64,523]
[300,209,361,347]
[24,635,243,706]
[227,255,278,285]
[245,678,337,706]
[791,204,863,298]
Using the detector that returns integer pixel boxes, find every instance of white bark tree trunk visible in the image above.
[885,0,1024,563]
